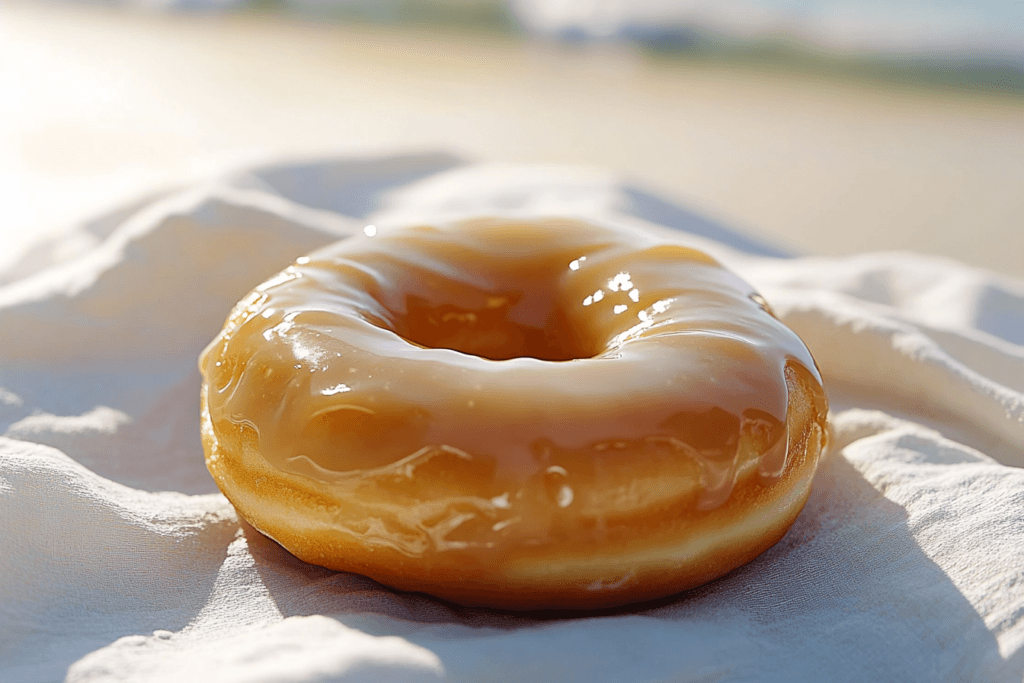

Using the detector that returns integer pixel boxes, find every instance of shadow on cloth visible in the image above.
[621,187,791,259]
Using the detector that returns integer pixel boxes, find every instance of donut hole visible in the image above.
[393,289,597,362]
[347,223,619,362]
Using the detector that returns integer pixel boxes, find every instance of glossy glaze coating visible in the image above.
[199,218,829,609]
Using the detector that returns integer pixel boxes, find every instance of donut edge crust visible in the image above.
[201,363,828,611]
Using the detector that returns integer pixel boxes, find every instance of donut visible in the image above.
[199,217,829,610]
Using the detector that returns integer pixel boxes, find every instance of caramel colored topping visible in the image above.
[200,218,827,571]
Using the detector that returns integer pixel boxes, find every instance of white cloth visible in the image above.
[2,153,1023,683]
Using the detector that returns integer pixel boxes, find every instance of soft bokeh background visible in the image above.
[2,0,1022,277]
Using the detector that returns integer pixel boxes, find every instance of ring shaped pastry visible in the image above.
[199,218,829,610]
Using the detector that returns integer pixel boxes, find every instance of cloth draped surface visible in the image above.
[1,153,1023,683]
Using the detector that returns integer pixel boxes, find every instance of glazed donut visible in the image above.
[199,217,829,610]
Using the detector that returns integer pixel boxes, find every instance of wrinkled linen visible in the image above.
[1,153,1023,683]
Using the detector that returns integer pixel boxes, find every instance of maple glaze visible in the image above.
[200,218,829,609]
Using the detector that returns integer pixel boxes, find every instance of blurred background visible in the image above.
[2,0,1022,277]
